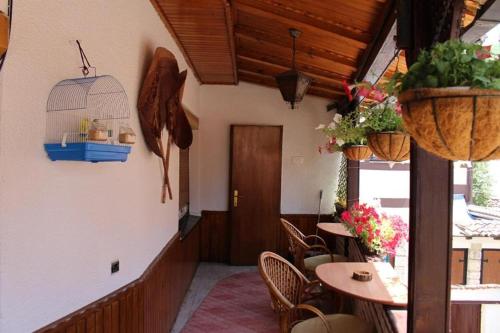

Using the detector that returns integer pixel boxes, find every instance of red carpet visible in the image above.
[181,271,279,333]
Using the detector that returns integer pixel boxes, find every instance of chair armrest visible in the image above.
[293,304,331,333]
[304,235,328,248]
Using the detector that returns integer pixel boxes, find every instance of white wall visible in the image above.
[197,82,341,215]
[0,1,200,331]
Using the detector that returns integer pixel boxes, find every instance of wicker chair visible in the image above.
[280,218,347,276]
[258,252,373,333]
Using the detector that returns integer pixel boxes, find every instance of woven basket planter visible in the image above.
[342,145,372,161]
[367,131,410,162]
[399,88,500,161]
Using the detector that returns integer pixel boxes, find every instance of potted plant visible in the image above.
[362,97,410,162]
[340,203,408,256]
[317,111,372,161]
[388,40,500,161]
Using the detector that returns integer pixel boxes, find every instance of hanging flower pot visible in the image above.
[399,88,500,161]
[342,145,372,161]
[367,131,410,162]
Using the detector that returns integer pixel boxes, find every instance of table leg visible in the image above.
[344,237,349,257]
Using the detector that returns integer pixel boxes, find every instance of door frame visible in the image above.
[228,124,283,264]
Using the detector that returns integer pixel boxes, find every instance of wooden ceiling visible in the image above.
[150,0,237,84]
[151,0,490,101]
[152,0,395,101]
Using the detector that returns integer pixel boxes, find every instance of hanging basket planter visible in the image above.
[398,88,500,161]
[367,132,410,162]
[342,145,372,161]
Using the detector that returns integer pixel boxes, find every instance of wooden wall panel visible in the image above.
[199,211,336,262]
[36,225,200,333]
[200,210,230,263]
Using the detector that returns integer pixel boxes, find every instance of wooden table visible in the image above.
[317,222,354,256]
[316,262,408,308]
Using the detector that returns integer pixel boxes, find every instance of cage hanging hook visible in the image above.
[76,40,96,77]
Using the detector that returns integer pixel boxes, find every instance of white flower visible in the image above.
[333,113,343,123]
[360,116,366,123]
[315,124,326,130]
[327,122,337,129]
[336,139,345,146]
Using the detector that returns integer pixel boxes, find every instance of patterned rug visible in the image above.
[181,271,279,333]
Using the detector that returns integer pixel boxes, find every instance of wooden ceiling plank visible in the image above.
[354,0,397,81]
[238,70,341,99]
[237,37,355,79]
[151,0,236,84]
[235,0,372,45]
[149,0,203,82]
[238,70,343,95]
[237,55,344,90]
[235,25,358,69]
[235,2,367,51]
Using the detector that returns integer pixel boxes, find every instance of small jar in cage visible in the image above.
[44,75,133,162]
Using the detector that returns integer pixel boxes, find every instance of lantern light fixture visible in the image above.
[275,28,313,109]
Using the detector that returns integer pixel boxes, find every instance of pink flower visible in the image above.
[476,46,492,60]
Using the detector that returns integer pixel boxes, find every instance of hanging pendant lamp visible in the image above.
[275,28,313,109]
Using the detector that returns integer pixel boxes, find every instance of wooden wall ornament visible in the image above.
[138,47,192,202]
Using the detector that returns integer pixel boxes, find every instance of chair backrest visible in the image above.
[280,219,310,272]
[258,251,306,314]
[280,218,308,254]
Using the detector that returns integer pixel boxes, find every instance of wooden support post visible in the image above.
[347,160,360,207]
[400,0,464,332]
[408,144,453,332]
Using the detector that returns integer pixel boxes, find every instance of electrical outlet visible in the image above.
[111,260,119,274]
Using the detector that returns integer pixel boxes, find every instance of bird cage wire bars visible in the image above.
[45,75,130,146]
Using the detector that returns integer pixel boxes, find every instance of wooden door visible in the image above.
[229,125,282,265]
[451,249,467,285]
[481,249,500,284]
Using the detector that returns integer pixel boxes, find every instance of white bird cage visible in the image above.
[44,75,133,162]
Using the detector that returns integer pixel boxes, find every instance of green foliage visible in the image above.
[322,111,368,146]
[472,162,492,206]
[386,40,500,94]
[362,101,404,133]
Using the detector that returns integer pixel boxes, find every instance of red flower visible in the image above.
[342,80,353,102]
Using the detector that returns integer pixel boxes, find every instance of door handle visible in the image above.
[233,190,243,207]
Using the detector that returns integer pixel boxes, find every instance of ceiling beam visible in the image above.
[237,55,344,90]
[234,0,372,45]
[235,25,358,69]
[235,2,367,50]
[238,70,343,99]
[353,0,397,82]
[223,0,239,83]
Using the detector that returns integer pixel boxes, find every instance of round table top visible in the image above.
[315,262,408,307]
[317,222,354,238]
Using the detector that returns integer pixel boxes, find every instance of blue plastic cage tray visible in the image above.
[44,143,131,162]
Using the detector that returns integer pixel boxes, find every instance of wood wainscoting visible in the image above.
[199,210,230,263]
[36,223,200,333]
[199,211,335,263]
